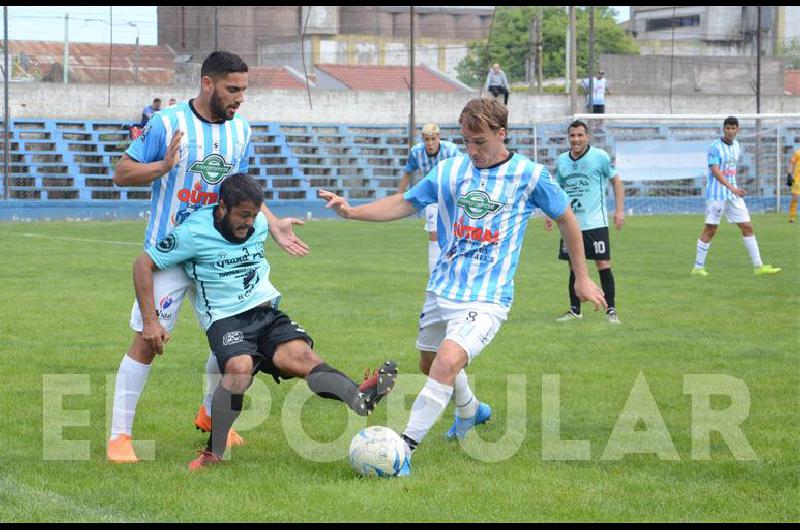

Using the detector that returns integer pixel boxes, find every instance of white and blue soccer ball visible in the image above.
[348,426,407,477]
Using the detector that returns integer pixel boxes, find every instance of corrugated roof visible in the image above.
[315,64,462,92]
[248,66,308,90]
[5,40,175,84]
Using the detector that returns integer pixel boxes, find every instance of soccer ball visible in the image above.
[348,426,407,477]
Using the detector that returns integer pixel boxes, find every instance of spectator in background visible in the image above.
[140,98,162,127]
[168,97,177,107]
[485,63,509,105]
[582,70,609,114]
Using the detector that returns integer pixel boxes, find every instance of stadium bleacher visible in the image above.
[1,118,798,217]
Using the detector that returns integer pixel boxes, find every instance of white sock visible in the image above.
[428,240,440,275]
[203,351,221,413]
[694,239,710,269]
[110,355,151,438]
[742,236,763,267]
[403,377,453,444]
[454,370,479,419]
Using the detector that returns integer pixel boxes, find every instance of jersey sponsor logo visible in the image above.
[453,216,499,243]
[177,182,219,205]
[189,153,234,185]
[222,330,245,346]
[456,190,503,219]
[156,234,177,252]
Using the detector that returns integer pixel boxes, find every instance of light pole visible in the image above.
[128,21,140,83]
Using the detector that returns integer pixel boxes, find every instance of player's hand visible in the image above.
[270,217,309,257]
[142,319,170,356]
[614,211,625,230]
[574,275,607,312]
[318,189,352,218]
[161,129,184,173]
[543,217,554,232]
[732,187,746,198]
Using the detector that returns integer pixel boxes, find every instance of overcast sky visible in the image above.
[5,6,631,46]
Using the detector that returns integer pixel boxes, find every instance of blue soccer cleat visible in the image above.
[445,402,492,440]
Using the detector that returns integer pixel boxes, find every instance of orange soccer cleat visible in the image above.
[188,450,223,471]
[194,404,245,447]
[107,434,138,464]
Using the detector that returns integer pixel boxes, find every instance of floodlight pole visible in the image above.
[63,14,69,84]
[3,5,8,199]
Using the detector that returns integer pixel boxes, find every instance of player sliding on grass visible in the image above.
[133,173,397,470]
[691,116,781,277]
[320,97,606,474]
[107,51,309,464]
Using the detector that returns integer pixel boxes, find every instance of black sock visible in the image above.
[305,363,360,411]
[568,269,581,314]
[208,385,243,457]
[599,268,616,311]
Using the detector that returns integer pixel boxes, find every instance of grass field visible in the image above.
[0,213,797,522]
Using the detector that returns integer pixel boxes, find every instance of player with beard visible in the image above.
[107,51,309,463]
[133,173,398,470]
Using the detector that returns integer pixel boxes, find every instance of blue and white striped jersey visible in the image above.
[404,140,461,178]
[126,100,253,249]
[404,152,569,308]
[706,138,740,201]
[146,205,279,330]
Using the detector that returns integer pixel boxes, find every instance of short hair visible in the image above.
[153,98,162,104]
[201,51,249,80]
[568,120,589,134]
[459,98,508,134]
[723,116,739,128]
[421,123,440,136]
[219,173,263,210]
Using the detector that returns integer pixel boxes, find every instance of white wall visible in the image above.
[4,82,800,125]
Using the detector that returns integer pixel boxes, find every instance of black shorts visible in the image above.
[206,303,313,383]
[559,226,611,261]
[592,104,605,114]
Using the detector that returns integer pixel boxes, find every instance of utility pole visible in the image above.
[588,6,595,114]
[564,7,570,96]
[408,6,416,153]
[569,6,578,114]
[537,7,543,93]
[3,6,9,199]
[63,14,69,84]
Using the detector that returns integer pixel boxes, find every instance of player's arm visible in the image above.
[318,189,416,221]
[710,164,745,197]
[113,129,184,187]
[259,205,309,257]
[132,253,170,355]
[789,156,796,187]
[611,174,625,230]
[555,208,606,311]
[397,171,412,194]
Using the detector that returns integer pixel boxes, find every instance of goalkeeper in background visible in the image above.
[788,148,800,224]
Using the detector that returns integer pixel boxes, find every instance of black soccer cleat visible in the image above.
[352,360,398,416]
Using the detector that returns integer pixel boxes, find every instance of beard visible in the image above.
[217,212,251,243]
[209,90,231,122]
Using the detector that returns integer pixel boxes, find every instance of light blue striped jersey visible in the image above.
[404,140,461,179]
[126,100,253,250]
[706,138,740,201]
[404,152,569,308]
[146,205,280,330]
[554,146,616,231]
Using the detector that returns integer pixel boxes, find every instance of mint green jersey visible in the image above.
[554,146,616,231]
[146,205,280,330]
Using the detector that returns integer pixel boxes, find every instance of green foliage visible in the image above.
[777,39,800,69]
[0,214,797,521]
[457,6,639,87]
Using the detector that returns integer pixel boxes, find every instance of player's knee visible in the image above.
[129,337,156,364]
[275,340,320,375]
[419,354,434,375]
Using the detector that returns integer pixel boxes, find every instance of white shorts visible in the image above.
[129,265,197,332]
[705,198,751,225]
[424,204,438,233]
[416,293,507,364]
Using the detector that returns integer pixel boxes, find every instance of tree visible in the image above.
[456,6,639,87]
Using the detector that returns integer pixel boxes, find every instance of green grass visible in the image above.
[0,214,797,522]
